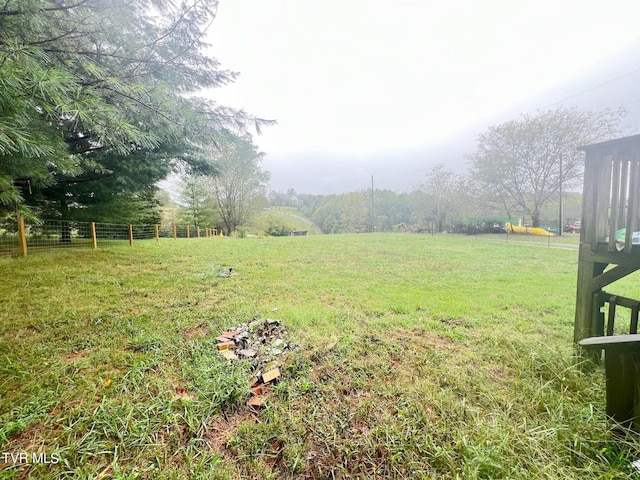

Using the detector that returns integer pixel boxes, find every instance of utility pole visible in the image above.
[371,175,375,233]
[558,153,563,236]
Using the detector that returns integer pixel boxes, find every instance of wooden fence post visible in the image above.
[129,224,133,246]
[17,215,28,257]
[173,224,177,240]
[155,224,159,242]
[90,222,97,249]
[186,225,190,239]
[197,226,200,238]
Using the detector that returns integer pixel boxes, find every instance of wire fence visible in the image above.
[465,230,581,249]
[0,216,582,257]
[0,217,220,257]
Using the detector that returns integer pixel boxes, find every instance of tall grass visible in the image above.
[1,234,638,479]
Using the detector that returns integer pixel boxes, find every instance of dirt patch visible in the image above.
[183,323,208,340]
[2,420,51,458]
[203,411,256,456]
[66,350,89,362]
[386,327,458,351]
[318,294,346,308]
[486,364,512,382]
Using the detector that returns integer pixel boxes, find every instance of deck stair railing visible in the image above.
[582,143,640,253]
[594,291,640,337]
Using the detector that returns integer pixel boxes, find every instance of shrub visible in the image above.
[266,217,293,236]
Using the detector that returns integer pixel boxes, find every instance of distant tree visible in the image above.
[268,191,288,206]
[339,193,369,233]
[447,174,497,229]
[302,189,411,234]
[312,193,368,233]
[310,195,336,233]
[286,189,300,207]
[209,137,270,235]
[369,189,411,232]
[410,164,459,233]
[177,175,217,228]
[298,194,326,218]
[468,107,621,227]
[156,189,178,232]
[322,214,340,234]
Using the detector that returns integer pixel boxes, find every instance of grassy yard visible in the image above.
[1,234,639,479]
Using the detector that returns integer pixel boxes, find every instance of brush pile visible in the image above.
[216,318,297,408]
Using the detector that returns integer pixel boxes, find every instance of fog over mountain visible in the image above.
[263,42,640,195]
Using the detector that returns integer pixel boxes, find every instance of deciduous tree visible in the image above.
[208,137,270,235]
[468,107,621,227]
[410,164,459,233]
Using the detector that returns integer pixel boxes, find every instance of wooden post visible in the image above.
[90,222,97,249]
[17,215,27,257]
[186,225,190,239]
[197,226,200,238]
[574,148,608,343]
[173,224,177,240]
[579,335,640,430]
[155,224,159,242]
[129,224,133,246]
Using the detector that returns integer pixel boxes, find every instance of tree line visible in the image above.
[267,107,622,235]
[269,174,582,235]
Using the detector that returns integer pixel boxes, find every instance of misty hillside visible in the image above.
[264,42,640,194]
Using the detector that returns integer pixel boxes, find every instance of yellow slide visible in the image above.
[505,222,555,236]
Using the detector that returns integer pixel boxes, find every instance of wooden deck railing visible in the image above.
[595,291,640,336]
[580,136,640,253]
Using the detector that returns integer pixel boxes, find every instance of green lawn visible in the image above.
[1,234,639,479]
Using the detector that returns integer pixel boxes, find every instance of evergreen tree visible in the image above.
[0,0,274,221]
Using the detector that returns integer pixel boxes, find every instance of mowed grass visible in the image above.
[1,234,639,479]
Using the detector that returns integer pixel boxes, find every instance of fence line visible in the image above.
[0,217,220,257]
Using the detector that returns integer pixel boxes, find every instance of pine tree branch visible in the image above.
[26,29,87,47]
[0,0,93,16]
[101,86,174,122]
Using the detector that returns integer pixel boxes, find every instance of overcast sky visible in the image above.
[203,0,640,193]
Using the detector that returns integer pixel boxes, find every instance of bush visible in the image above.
[233,226,247,238]
[266,217,292,237]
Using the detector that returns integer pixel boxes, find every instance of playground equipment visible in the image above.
[504,222,555,236]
